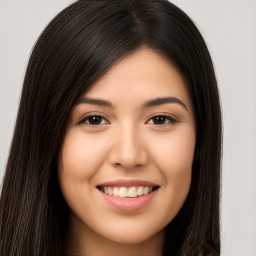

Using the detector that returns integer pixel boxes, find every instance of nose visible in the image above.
[108,125,148,169]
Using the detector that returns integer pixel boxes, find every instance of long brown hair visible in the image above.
[0,1,222,255]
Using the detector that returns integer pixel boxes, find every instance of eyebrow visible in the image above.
[77,97,113,107]
[143,97,188,111]
[77,96,188,111]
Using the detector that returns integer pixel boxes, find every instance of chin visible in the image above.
[97,221,165,245]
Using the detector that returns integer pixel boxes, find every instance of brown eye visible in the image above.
[152,116,167,125]
[80,115,108,126]
[149,115,177,125]
[87,116,103,125]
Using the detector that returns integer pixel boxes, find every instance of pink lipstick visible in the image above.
[97,180,160,212]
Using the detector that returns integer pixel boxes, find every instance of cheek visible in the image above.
[57,130,108,211]
[58,130,106,180]
[150,126,195,177]
[148,127,195,215]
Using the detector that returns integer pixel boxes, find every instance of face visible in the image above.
[58,47,196,245]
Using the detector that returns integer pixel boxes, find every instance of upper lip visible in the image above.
[97,179,159,187]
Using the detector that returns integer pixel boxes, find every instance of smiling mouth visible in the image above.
[97,186,159,198]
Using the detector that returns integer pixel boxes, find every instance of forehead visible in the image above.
[84,47,192,111]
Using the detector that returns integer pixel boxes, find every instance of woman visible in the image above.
[0,0,222,255]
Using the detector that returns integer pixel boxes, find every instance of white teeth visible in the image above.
[119,187,128,198]
[143,187,149,195]
[100,186,157,198]
[137,186,144,196]
[113,187,119,196]
[128,186,137,198]
[107,187,113,196]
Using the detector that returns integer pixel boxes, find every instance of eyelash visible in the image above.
[78,114,178,127]
[147,115,178,126]
[78,115,109,126]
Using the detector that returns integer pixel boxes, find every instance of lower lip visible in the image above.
[99,189,158,212]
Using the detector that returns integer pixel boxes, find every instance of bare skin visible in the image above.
[58,47,196,256]
[64,214,164,256]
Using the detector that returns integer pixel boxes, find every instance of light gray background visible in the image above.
[0,1,255,255]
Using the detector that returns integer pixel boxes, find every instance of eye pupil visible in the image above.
[153,116,166,125]
[88,116,102,125]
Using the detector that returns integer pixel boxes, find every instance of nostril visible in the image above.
[108,138,148,168]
